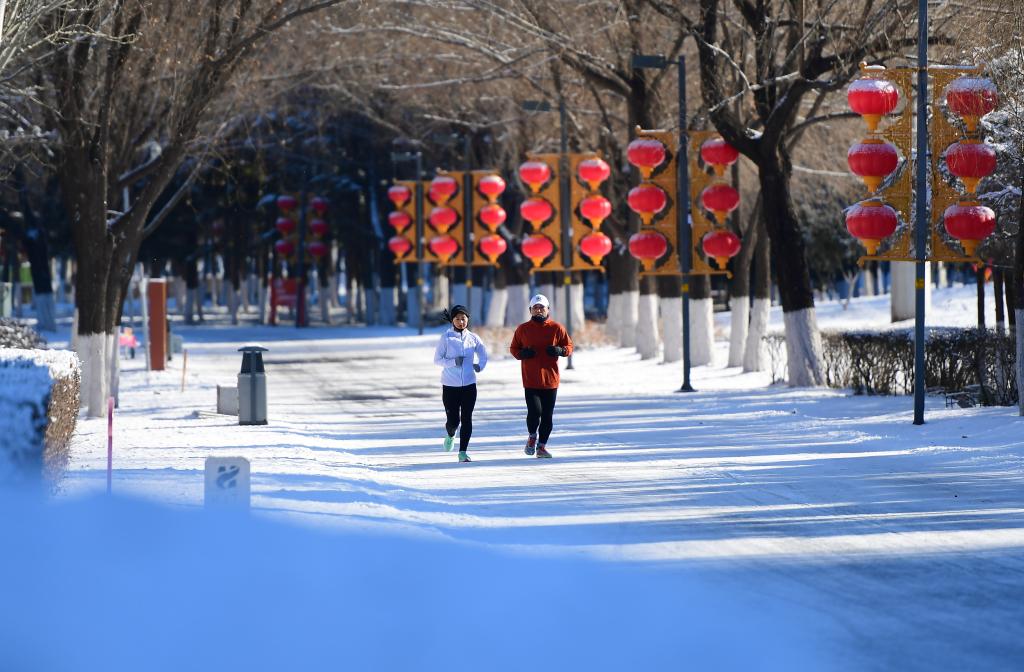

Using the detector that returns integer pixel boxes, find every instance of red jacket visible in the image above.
[509,317,574,389]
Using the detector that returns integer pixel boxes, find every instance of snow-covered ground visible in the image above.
[4,284,1023,670]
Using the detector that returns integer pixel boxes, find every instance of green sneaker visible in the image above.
[458,451,471,463]
[443,435,455,452]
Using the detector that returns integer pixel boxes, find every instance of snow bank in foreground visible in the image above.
[0,493,826,672]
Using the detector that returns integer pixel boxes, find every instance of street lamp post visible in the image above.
[632,53,694,392]
[912,0,928,424]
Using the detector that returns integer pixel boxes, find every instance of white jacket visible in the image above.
[433,327,489,387]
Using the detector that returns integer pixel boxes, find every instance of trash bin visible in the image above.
[237,345,268,425]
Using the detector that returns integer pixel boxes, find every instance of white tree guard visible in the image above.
[636,292,660,360]
[505,284,530,326]
[486,288,507,327]
[618,290,639,348]
[689,298,714,366]
[605,292,623,342]
[78,332,109,418]
[783,307,825,386]
[743,298,770,372]
[660,296,682,363]
[891,261,930,322]
[727,296,750,368]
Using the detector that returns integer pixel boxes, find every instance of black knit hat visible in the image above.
[441,304,470,322]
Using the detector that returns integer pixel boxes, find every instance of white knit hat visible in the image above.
[529,294,550,308]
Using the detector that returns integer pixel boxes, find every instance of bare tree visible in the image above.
[35,0,348,416]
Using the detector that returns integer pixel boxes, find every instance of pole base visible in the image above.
[239,420,268,426]
[675,383,695,393]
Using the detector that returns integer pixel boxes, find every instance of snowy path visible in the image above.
[62,317,1024,670]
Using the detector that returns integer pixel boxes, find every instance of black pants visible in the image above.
[524,387,558,445]
[442,384,477,452]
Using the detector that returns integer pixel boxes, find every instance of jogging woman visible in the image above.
[433,304,489,462]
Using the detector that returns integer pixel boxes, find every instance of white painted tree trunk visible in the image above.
[538,282,556,313]
[689,297,715,366]
[78,332,109,418]
[660,296,682,363]
[71,309,79,352]
[319,288,330,324]
[379,286,397,325]
[33,293,57,332]
[1017,309,1024,416]
[108,332,120,407]
[891,261,931,322]
[364,285,378,325]
[329,272,340,308]
[619,290,639,348]
[636,292,660,360]
[727,296,749,368]
[451,282,468,308]
[405,285,419,327]
[469,283,485,319]
[505,284,530,326]
[228,287,240,325]
[743,298,770,372]
[783,308,825,387]
[486,287,507,327]
[605,292,623,342]
[570,283,585,335]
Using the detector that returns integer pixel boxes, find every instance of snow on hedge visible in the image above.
[0,348,81,483]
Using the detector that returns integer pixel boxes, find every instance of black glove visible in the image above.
[473,363,481,372]
[518,347,536,360]
[546,345,565,357]
[454,356,464,366]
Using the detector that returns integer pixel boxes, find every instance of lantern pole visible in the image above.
[295,178,308,328]
[415,151,426,336]
[913,0,928,424]
[633,53,693,392]
[559,98,575,370]
[677,54,694,392]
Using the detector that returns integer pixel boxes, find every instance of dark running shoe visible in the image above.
[535,446,552,458]
[524,435,537,456]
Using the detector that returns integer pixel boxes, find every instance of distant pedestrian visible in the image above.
[433,305,489,463]
[509,294,573,458]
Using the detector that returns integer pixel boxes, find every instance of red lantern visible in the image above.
[579,195,611,227]
[429,234,459,262]
[478,204,507,232]
[701,230,741,270]
[700,137,739,176]
[428,206,458,233]
[307,241,329,258]
[520,197,554,229]
[478,234,507,263]
[521,234,554,267]
[387,185,411,208]
[943,201,996,256]
[428,175,458,205]
[944,140,996,194]
[628,231,668,270]
[627,138,667,178]
[847,77,899,132]
[579,232,612,264]
[276,194,298,212]
[845,200,899,255]
[945,77,998,133]
[701,183,740,224]
[847,138,900,193]
[388,211,412,233]
[311,196,329,216]
[274,239,295,257]
[627,185,668,225]
[477,175,506,201]
[275,217,296,236]
[519,161,552,192]
[309,219,329,237]
[388,235,412,259]
[577,158,611,191]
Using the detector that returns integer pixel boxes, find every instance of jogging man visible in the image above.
[509,294,573,458]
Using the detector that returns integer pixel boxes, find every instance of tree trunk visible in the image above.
[758,154,823,385]
[744,216,771,372]
[689,274,714,366]
[607,249,638,347]
[486,266,507,327]
[657,276,681,362]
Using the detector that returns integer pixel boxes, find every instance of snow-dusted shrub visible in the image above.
[0,319,46,349]
[0,349,81,484]
[766,329,1017,403]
